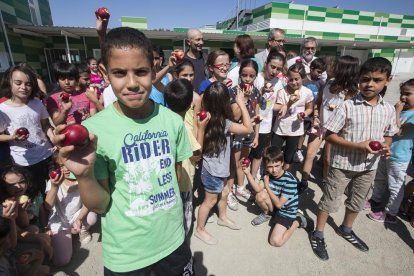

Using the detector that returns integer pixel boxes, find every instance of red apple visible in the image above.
[6,197,16,202]
[224,79,233,87]
[16,127,29,136]
[296,58,303,64]
[60,92,71,103]
[174,49,184,60]
[61,124,89,147]
[242,158,251,167]
[299,112,306,119]
[369,141,382,151]
[243,83,252,91]
[49,168,61,179]
[197,111,208,121]
[254,115,262,124]
[97,7,110,19]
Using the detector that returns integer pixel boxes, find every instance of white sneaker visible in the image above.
[79,228,92,245]
[235,186,252,200]
[293,150,304,163]
[227,193,238,211]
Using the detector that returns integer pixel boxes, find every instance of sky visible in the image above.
[50,0,414,30]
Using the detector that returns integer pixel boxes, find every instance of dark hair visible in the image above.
[0,217,10,239]
[263,146,284,164]
[239,59,258,76]
[310,58,326,71]
[287,63,306,79]
[330,55,359,95]
[86,56,97,65]
[53,61,79,82]
[101,27,153,67]
[0,165,32,199]
[76,63,91,75]
[164,79,194,113]
[202,82,233,156]
[235,34,255,61]
[266,49,286,65]
[401,79,414,91]
[286,50,298,61]
[0,63,39,100]
[174,59,194,76]
[360,57,392,78]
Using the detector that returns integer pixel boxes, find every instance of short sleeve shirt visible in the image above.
[82,103,192,272]
[390,109,414,162]
[268,171,298,219]
[325,94,397,171]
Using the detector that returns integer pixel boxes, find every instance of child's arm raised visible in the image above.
[55,126,111,214]
[229,88,253,135]
[43,174,64,211]
[241,161,263,193]
[263,175,288,209]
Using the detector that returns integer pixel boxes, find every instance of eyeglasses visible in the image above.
[212,63,230,70]
[270,39,285,43]
[304,47,316,50]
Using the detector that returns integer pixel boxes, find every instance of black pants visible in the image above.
[23,156,53,198]
[271,134,301,164]
[104,241,193,276]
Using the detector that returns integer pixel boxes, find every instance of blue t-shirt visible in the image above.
[198,79,212,95]
[149,75,169,106]
[303,78,324,103]
[390,109,414,162]
[268,171,298,219]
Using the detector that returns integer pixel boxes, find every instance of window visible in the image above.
[400,28,407,36]
[27,0,42,25]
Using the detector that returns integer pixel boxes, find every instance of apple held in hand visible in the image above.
[60,92,71,103]
[18,195,29,204]
[299,112,306,119]
[243,83,252,91]
[62,124,89,147]
[16,127,29,136]
[254,115,262,124]
[369,141,382,151]
[174,49,184,60]
[224,79,233,87]
[242,158,251,167]
[49,168,61,179]
[296,58,303,64]
[97,7,110,19]
[197,111,208,121]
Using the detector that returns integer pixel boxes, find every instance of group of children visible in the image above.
[1,24,414,275]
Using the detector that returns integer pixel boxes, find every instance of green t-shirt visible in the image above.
[83,103,192,272]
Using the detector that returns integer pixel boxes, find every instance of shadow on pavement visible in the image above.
[193,251,214,276]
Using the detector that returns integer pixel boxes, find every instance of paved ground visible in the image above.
[54,73,414,276]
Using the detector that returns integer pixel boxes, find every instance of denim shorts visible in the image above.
[201,166,225,193]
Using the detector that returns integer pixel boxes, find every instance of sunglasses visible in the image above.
[212,63,231,70]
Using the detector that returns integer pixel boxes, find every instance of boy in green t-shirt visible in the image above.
[56,27,193,275]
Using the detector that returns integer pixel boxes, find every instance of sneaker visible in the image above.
[235,186,252,200]
[298,180,308,195]
[336,228,369,252]
[251,212,271,226]
[297,213,314,233]
[227,193,238,211]
[79,228,92,245]
[310,234,329,261]
[363,200,372,211]
[367,211,385,223]
[293,150,304,163]
[384,214,398,224]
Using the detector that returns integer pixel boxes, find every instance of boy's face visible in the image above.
[265,160,284,178]
[78,72,90,88]
[58,76,77,93]
[101,47,154,110]
[309,68,322,80]
[359,71,390,100]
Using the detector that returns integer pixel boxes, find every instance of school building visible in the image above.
[0,0,413,84]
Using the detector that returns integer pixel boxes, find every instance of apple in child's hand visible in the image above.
[49,168,61,179]
[60,92,71,103]
[16,127,29,136]
[6,197,16,202]
[296,58,303,64]
[197,111,208,121]
[174,49,184,60]
[224,79,233,87]
[242,158,251,167]
[18,195,29,205]
[97,7,110,19]
[254,115,262,124]
[369,141,382,151]
[243,83,252,91]
[61,124,89,147]
[299,112,306,119]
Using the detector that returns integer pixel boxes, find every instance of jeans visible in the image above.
[371,157,409,216]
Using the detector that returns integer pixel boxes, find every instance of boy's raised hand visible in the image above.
[240,158,250,175]
[395,101,405,114]
[53,124,97,178]
[95,10,109,37]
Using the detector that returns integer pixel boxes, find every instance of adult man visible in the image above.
[184,28,207,93]
[287,37,327,81]
[255,28,285,68]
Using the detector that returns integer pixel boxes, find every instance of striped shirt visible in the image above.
[268,171,298,219]
[325,94,397,172]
